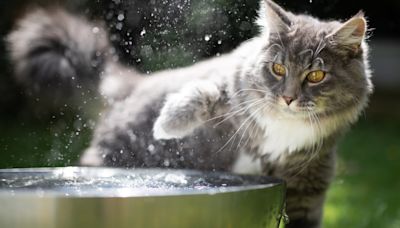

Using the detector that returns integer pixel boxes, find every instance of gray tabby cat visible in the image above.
[8,0,373,227]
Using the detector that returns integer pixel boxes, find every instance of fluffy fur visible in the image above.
[7,1,373,227]
[7,8,140,111]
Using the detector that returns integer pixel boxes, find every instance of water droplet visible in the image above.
[92,27,99,34]
[163,159,170,167]
[217,40,222,45]
[117,13,125,21]
[147,144,155,153]
[204,34,211,42]
[140,28,146,36]
[116,23,123,30]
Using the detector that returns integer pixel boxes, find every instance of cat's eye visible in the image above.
[272,63,286,77]
[306,70,326,83]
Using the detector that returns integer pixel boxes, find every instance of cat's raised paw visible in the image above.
[153,114,185,140]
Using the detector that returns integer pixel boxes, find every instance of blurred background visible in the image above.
[0,0,399,227]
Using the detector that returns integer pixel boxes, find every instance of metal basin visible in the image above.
[0,167,285,228]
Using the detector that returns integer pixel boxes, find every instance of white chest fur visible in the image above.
[231,114,323,175]
[255,114,323,161]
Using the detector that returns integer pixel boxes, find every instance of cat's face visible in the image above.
[247,0,373,121]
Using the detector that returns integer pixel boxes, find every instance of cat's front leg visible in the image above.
[276,150,336,228]
[153,80,227,140]
[285,190,326,228]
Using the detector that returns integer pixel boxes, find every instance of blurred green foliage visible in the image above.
[0,116,92,168]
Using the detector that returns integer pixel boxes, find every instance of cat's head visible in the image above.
[244,0,373,133]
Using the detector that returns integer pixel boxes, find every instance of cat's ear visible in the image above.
[327,13,367,54]
[258,0,293,33]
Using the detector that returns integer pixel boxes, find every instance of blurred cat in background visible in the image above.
[7,0,373,227]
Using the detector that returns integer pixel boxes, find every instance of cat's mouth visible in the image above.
[274,102,319,119]
[273,97,321,116]
[281,106,297,114]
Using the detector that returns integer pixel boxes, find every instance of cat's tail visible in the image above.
[7,8,140,112]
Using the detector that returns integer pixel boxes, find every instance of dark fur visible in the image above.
[7,8,110,109]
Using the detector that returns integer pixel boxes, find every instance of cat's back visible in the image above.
[106,38,263,135]
[133,37,263,97]
[83,39,263,168]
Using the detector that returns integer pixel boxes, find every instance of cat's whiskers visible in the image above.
[230,97,264,110]
[289,108,322,176]
[267,43,284,51]
[240,101,275,150]
[246,71,274,96]
[212,101,260,126]
[308,109,324,157]
[250,80,269,92]
[291,111,315,175]
[261,43,282,64]
[212,99,265,127]
[242,118,260,150]
[314,39,326,58]
[346,95,367,122]
[216,103,265,154]
[299,49,314,58]
[204,97,263,124]
[314,57,325,67]
[271,27,285,51]
[231,88,269,97]
[234,103,267,150]
[353,96,368,120]
[236,114,257,149]
[220,87,273,123]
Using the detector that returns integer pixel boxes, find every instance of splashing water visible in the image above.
[0,167,281,197]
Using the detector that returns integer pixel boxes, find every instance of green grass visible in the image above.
[0,115,399,227]
[324,118,400,228]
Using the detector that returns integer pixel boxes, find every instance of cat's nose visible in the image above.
[283,96,295,105]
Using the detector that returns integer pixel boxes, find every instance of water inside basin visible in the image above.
[0,167,281,197]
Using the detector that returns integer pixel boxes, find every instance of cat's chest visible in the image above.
[254,115,320,160]
[231,117,318,174]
